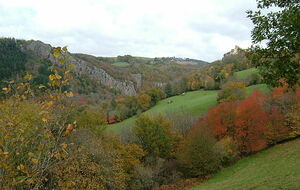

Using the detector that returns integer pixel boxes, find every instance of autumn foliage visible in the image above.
[206,101,238,140]
[176,123,223,177]
[205,88,299,155]
[234,92,268,153]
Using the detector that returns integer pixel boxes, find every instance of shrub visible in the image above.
[166,110,197,137]
[265,105,289,144]
[76,106,107,134]
[137,93,152,111]
[245,73,262,86]
[217,81,246,103]
[145,87,166,106]
[176,122,223,177]
[134,114,180,159]
[51,129,127,190]
[216,136,240,165]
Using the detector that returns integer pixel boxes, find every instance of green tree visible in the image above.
[164,83,173,97]
[137,93,151,111]
[176,123,223,177]
[134,114,179,159]
[145,87,165,106]
[76,107,107,134]
[217,81,246,103]
[247,0,300,87]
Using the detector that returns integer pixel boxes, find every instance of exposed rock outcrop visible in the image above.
[69,55,136,95]
[132,73,142,89]
[21,40,137,95]
[21,40,52,59]
[224,45,241,57]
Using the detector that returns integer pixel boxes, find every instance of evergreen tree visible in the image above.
[0,38,26,80]
[164,83,173,97]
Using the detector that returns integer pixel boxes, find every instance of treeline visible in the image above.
[0,38,26,81]
[106,87,165,123]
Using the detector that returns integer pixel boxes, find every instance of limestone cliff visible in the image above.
[21,40,137,95]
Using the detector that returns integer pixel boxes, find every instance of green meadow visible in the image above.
[190,138,300,190]
[107,84,269,133]
[235,67,259,79]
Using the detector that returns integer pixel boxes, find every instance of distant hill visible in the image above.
[97,55,209,67]
[163,57,210,66]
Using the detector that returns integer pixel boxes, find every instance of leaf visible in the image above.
[46,101,53,107]
[42,117,48,123]
[66,124,74,131]
[24,73,32,80]
[49,74,55,81]
[62,46,68,52]
[61,143,68,149]
[65,91,73,97]
[17,164,25,171]
[54,152,61,159]
[38,85,46,89]
[51,80,60,87]
[31,158,39,164]
[16,176,26,181]
[28,152,34,157]
[57,58,65,63]
[55,73,62,80]
[2,87,11,93]
[53,47,61,58]
[44,130,52,138]
[26,178,34,184]
[62,79,69,85]
[17,83,26,89]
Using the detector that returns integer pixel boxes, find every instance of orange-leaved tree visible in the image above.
[206,101,239,140]
[234,91,269,154]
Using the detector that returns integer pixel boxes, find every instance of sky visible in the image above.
[0,0,258,62]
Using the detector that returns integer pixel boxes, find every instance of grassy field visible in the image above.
[106,84,269,133]
[190,138,300,190]
[235,68,259,79]
[112,62,131,67]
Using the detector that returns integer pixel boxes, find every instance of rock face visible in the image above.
[22,40,52,59]
[224,45,241,57]
[132,73,142,89]
[68,55,136,95]
[22,40,137,95]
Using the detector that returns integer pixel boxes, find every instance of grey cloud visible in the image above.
[0,0,257,62]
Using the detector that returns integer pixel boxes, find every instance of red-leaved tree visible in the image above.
[234,93,268,154]
[206,102,238,140]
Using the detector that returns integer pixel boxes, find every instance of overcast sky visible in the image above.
[0,0,258,62]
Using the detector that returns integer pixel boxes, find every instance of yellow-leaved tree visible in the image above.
[0,47,76,189]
